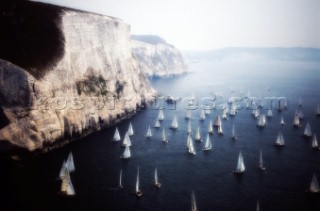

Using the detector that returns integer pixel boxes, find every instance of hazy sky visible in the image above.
[33,0,320,50]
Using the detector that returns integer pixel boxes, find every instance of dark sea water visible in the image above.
[1,60,320,211]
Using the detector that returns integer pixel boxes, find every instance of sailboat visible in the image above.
[185,110,192,120]
[214,115,222,127]
[203,133,212,151]
[158,109,164,121]
[312,134,319,149]
[122,132,132,147]
[231,124,237,140]
[66,152,75,173]
[199,109,205,121]
[218,124,223,135]
[293,112,301,127]
[119,170,123,188]
[280,116,285,125]
[187,120,192,134]
[135,167,143,197]
[60,167,76,196]
[233,151,245,174]
[191,191,198,211]
[188,135,196,155]
[170,115,178,129]
[254,109,260,119]
[120,145,131,159]
[257,114,267,127]
[303,122,312,137]
[222,111,227,119]
[259,150,266,171]
[154,168,161,188]
[208,120,214,134]
[162,128,168,143]
[316,104,320,116]
[113,127,121,141]
[298,110,304,119]
[154,119,161,128]
[195,126,202,141]
[145,125,152,138]
[59,160,67,179]
[256,200,260,211]
[274,131,285,147]
[267,109,273,117]
[128,122,134,136]
[308,173,320,193]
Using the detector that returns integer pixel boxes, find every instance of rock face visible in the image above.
[131,35,188,78]
[0,1,154,152]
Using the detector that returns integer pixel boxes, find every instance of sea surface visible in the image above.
[1,60,320,211]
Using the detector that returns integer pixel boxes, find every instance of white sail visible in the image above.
[199,109,205,120]
[309,173,320,193]
[188,136,196,155]
[119,170,123,188]
[195,126,202,141]
[185,110,192,119]
[280,117,285,125]
[187,120,192,134]
[254,109,260,119]
[257,114,267,127]
[259,150,266,170]
[158,109,164,121]
[312,135,319,149]
[135,167,142,196]
[208,120,214,134]
[121,145,131,159]
[66,152,75,173]
[222,111,227,119]
[162,128,168,143]
[191,191,198,211]
[122,132,131,147]
[171,115,178,129]
[218,124,223,135]
[154,119,161,128]
[154,168,161,188]
[231,124,236,139]
[60,167,75,196]
[128,122,134,136]
[59,160,67,179]
[267,109,273,117]
[293,112,300,127]
[203,133,212,150]
[234,151,245,173]
[113,127,121,141]
[66,178,76,196]
[187,134,192,148]
[214,115,222,126]
[275,131,285,146]
[303,122,312,137]
[146,125,152,138]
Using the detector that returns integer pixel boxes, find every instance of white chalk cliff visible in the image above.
[131,35,188,78]
[0,1,154,152]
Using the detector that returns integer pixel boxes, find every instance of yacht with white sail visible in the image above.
[120,145,131,159]
[217,124,223,135]
[259,150,266,171]
[231,124,237,140]
[195,125,202,141]
[187,120,192,134]
[122,132,132,147]
[59,160,67,179]
[162,128,168,143]
[308,173,320,193]
[293,112,301,127]
[187,134,196,155]
[312,134,319,150]
[257,114,267,127]
[145,125,152,138]
[60,167,76,196]
[280,116,285,125]
[154,119,161,128]
[274,131,285,147]
[113,127,121,141]
[303,122,312,137]
[199,109,205,121]
[214,115,222,127]
[203,134,212,151]
[185,110,192,120]
[66,152,75,173]
[208,120,214,134]
[154,168,161,188]
[267,108,273,117]
[191,191,198,211]
[158,109,164,121]
[233,151,245,174]
[170,115,178,129]
[135,167,143,197]
[128,122,134,136]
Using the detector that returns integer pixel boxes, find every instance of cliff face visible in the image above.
[0,1,154,152]
[131,35,188,78]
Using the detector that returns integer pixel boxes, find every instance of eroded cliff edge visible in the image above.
[131,35,188,78]
[0,1,154,152]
